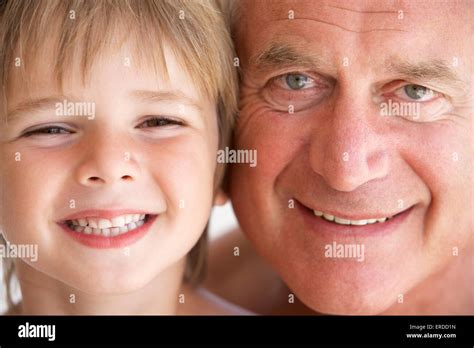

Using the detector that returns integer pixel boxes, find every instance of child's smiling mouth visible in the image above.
[58,210,159,248]
[66,214,149,237]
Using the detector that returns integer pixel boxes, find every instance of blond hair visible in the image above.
[0,0,238,310]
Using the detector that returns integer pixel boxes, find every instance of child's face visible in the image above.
[0,41,219,294]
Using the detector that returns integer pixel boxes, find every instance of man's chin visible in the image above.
[306,294,395,315]
[298,286,399,315]
[281,269,409,315]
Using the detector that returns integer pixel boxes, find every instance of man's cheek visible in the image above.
[238,129,291,184]
[401,124,465,183]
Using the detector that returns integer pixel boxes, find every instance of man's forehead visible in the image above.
[238,0,470,34]
[240,0,470,16]
[237,0,472,76]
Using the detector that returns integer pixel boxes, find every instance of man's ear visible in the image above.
[213,189,228,206]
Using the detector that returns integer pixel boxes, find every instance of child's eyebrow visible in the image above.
[6,90,204,122]
[6,96,80,122]
[130,90,203,112]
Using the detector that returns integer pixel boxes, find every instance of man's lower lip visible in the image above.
[297,201,413,238]
[58,215,157,249]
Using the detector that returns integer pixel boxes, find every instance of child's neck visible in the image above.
[15,258,187,315]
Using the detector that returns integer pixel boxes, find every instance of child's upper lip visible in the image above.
[60,209,158,221]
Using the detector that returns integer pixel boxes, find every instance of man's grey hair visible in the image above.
[218,0,242,33]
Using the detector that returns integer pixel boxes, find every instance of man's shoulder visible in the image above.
[204,228,285,313]
[177,283,254,315]
[206,228,266,290]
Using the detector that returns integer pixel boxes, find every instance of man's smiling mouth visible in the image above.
[295,199,414,235]
[312,209,394,226]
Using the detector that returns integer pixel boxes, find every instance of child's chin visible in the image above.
[65,270,159,295]
[78,279,151,295]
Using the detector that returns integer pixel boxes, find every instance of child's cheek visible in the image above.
[0,147,67,241]
[146,134,216,230]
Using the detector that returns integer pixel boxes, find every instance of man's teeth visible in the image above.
[67,214,146,236]
[313,210,390,226]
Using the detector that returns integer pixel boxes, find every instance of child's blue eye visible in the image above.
[23,126,71,137]
[137,117,183,128]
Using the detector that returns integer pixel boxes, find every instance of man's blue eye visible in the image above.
[404,85,430,100]
[285,74,312,90]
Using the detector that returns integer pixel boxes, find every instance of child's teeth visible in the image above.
[111,216,125,227]
[98,219,112,229]
[313,209,392,226]
[67,214,148,236]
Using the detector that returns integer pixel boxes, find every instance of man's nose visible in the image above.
[309,89,389,192]
[75,131,140,187]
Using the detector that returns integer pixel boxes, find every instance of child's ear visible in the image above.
[213,189,228,206]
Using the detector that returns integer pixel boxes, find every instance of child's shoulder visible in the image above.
[3,302,22,315]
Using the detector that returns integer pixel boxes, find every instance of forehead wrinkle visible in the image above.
[327,4,401,14]
[272,17,406,34]
[249,1,407,34]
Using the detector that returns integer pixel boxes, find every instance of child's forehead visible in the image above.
[7,37,206,106]
[7,4,219,96]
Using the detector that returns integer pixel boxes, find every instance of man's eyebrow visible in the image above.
[252,41,327,73]
[130,90,202,111]
[6,96,81,122]
[386,58,467,88]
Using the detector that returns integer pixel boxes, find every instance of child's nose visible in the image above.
[74,135,140,187]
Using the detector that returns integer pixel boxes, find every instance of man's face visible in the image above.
[230,0,473,314]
